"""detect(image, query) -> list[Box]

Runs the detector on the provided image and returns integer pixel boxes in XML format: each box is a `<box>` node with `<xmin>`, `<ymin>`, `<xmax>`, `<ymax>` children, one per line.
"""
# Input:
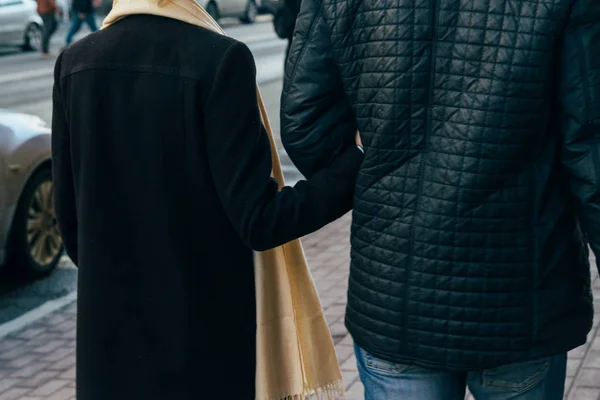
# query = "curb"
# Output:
<box><xmin>0</xmin><ymin>291</ymin><xmax>77</xmax><ymax>340</ymax></box>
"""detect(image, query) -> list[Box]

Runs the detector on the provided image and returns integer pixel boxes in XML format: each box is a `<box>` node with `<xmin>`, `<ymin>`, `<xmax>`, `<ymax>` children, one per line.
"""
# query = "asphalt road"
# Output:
<box><xmin>0</xmin><ymin>16</ymin><xmax>303</xmax><ymax>325</ymax></box>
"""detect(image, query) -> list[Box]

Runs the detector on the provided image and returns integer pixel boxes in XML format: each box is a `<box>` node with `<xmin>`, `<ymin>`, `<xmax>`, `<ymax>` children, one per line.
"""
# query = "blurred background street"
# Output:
<box><xmin>1</xmin><ymin>7</ymin><xmax>599</xmax><ymax>400</ymax></box>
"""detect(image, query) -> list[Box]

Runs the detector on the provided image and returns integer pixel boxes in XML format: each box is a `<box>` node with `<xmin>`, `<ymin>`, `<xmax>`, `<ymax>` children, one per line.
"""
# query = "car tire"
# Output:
<box><xmin>241</xmin><ymin>0</ymin><xmax>257</xmax><ymax>24</ymax></box>
<box><xmin>206</xmin><ymin>2</ymin><xmax>219</xmax><ymax>21</ymax></box>
<box><xmin>23</xmin><ymin>23</ymin><xmax>44</xmax><ymax>52</ymax></box>
<box><xmin>7</xmin><ymin>168</ymin><xmax>63</xmax><ymax>280</ymax></box>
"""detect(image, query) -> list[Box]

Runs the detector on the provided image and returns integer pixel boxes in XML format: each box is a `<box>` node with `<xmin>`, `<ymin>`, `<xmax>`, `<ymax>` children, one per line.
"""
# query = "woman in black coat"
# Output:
<box><xmin>51</xmin><ymin>14</ymin><xmax>362</xmax><ymax>400</ymax></box>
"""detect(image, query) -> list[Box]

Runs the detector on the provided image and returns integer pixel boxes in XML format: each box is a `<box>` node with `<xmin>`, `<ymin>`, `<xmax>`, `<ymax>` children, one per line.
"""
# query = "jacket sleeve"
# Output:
<box><xmin>560</xmin><ymin>0</ymin><xmax>600</xmax><ymax>274</ymax></box>
<box><xmin>203</xmin><ymin>41</ymin><xmax>362</xmax><ymax>252</ymax></box>
<box><xmin>280</xmin><ymin>0</ymin><xmax>356</xmax><ymax>178</ymax></box>
<box><xmin>51</xmin><ymin>53</ymin><xmax>78</xmax><ymax>265</ymax></box>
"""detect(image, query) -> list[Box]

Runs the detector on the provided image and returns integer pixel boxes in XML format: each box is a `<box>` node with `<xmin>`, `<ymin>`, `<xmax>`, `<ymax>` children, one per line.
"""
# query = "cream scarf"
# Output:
<box><xmin>102</xmin><ymin>3</ymin><xmax>344</xmax><ymax>399</ymax></box>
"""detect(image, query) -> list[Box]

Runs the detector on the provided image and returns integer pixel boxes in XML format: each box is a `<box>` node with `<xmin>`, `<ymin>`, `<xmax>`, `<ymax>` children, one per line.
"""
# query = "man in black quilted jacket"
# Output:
<box><xmin>281</xmin><ymin>1</ymin><xmax>600</xmax><ymax>399</ymax></box>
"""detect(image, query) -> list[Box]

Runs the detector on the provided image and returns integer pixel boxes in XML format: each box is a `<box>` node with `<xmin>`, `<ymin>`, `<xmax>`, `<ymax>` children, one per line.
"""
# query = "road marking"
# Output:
<box><xmin>256</xmin><ymin>53</ymin><xmax>285</xmax><ymax>84</ymax></box>
<box><xmin>0</xmin><ymin>67</ymin><xmax>51</xmax><ymax>86</ymax></box>
<box><xmin>0</xmin><ymin>290</ymin><xmax>77</xmax><ymax>340</ymax></box>
<box><xmin>247</xmin><ymin>39</ymin><xmax>287</xmax><ymax>54</ymax></box>
<box><xmin>232</xmin><ymin>32</ymin><xmax>281</xmax><ymax>45</ymax></box>
<box><xmin>0</xmin><ymin>40</ymin><xmax>285</xmax><ymax>88</ymax></box>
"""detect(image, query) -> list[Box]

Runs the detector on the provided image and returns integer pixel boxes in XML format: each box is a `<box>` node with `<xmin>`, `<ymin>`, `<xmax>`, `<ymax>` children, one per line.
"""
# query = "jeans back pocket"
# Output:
<box><xmin>482</xmin><ymin>357</ymin><xmax>551</xmax><ymax>393</ymax></box>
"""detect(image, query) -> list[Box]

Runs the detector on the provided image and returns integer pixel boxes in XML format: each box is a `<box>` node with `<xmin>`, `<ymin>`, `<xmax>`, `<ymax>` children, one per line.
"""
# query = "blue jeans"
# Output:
<box><xmin>65</xmin><ymin>12</ymin><xmax>98</xmax><ymax>45</ymax></box>
<box><xmin>355</xmin><ymin>345</ymin><xmax>567</xmax><ymax>400</ymax></box>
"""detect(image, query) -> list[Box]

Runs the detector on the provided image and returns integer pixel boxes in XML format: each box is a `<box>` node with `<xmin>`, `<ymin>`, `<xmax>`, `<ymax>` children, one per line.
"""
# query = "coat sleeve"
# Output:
<box><xmin>560</xmin><ymin>0</ymin><xmax>600</xmax><ymax>274</ymax></box>
<box><xmin>280</xmin><ymin>0</ymin><xmax>356</xmax><ymax>178</ymax></box>
<box><xmin>51</xmin><ymin>53</ymin><xmax>78</xmax><ymax>265</ymax></box>
<box><xmin>203</xmin><ymin>41</ymin><xmax>362</xmax><ymax>252</ymax></box>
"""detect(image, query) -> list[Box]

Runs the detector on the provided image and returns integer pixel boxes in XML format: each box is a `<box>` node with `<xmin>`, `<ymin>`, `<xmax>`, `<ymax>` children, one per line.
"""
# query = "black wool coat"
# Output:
<box><xmin>52</xmin><ymin>14</ymin><xmax>362</xmax><ymax>400</ymax></box>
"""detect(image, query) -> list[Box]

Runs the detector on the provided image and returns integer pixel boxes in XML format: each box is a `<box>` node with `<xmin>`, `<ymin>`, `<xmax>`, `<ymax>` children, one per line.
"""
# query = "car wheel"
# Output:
<box><xmin>7</xmin><ymin>168</ymin><xmax>63</xmax><ymax>280</ymax></box>
<box><xmin>241</xmin><ymin>0</ymin><xmax>257</xmax><ymax>24</ymax></box>
<box><xmin>206</xmin><ymin>2</ymin><xmax>219</xmax><ymax>21</ymax></box>
<box><xmin>23</xmin><ymin>23</ymin><xmax>44</xmax><ymax>52</ymax></box>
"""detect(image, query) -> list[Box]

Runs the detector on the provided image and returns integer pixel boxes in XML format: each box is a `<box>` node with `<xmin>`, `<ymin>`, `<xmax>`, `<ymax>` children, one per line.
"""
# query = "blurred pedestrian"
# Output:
<box><xmin>272</xmin><ymin>0</ymin><xmax>300</xmax><ymax>64</ymax></box>
<box><xmin>37</xmin><ymin>0</ymin><xmax>58</xmax><ymax>56</ymax></box>
<box><xmin>51</xmin><ymin>0</ymin><xmax>363</xmax><ymax>398</ymax></box>
<box><xmin>282</xmin><ymin>0</ymin><xmax>600</xmax><ymax>399</ymax></box>
<box><xmin>65</xmin><ymin>0</ymin><xmax>100</xmax><ymax>46</ymax></box>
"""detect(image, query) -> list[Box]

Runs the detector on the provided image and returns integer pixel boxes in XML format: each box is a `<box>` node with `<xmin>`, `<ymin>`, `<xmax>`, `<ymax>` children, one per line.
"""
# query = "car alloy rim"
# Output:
<box><xmin>248</xmin><ymin>2</ymin><xmax>257</xmax><ymax>19</ymax></box>
<box><xmin>28</xmin><ymin>26</ymin><xmax>42</xmax><ymax>51</ymax></box>
<box><xmin>207</xmin><ymin>3</ymin><xmax>218</xmax><ymax>19</ymax></box>
<box><xmin>27</xmin><ymin>181</ymin><xmax>62</xmax><ymax>266</ymax></box>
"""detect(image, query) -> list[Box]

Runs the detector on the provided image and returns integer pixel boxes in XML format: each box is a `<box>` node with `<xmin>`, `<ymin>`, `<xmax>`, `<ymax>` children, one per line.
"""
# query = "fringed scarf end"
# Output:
<box><xmin>259</xmin><ymin>379</ymin><xmax>346</xmax><ymax>400</ymax></box>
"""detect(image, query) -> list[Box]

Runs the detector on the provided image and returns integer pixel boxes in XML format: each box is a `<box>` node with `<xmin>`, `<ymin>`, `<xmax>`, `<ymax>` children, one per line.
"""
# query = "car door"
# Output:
<box><xmin>0</xmin><ymin>0</ymin><xmax>29</xmax><ymax>46</ymax></box>
<box><xmin>232</xmin><ymin>0</ymin><xmax>247</xmax><ymax>16</ymax></box>
<box><xmin>217</xmin><ymin>0</ymin><xmax>243</xmax><ymax>17</ymax></box>
<box><xmin>0</xmin><ymin>0</ymin><xmax>15</xmax><ymax>45</ymax></box>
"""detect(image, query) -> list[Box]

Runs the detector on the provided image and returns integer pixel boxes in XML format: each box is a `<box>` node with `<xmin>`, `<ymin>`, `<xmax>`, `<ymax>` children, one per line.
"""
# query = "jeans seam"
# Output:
<box><xmin>364</xmin><ymin>349</ymin><xmax>414</xmax><ymax>375</ymax></box>
<box><xmin>483</xmin><ymin>360</ymin><xmax>550</xmax><ymax>393</ymax></box>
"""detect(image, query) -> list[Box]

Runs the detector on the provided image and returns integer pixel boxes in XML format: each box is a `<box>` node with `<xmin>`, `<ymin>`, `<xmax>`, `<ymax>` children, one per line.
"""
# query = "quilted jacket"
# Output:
<box><xmin>281</xmin><ymin>0</ymin><xmax>600</xmax><ymax>370</ymax></box>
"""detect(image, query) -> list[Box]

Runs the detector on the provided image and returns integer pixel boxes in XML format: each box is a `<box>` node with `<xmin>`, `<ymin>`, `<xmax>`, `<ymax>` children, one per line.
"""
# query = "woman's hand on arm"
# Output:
<box><xmin>203</xmin><ymin>41</ymin><xmax>363</xmax><ymax>251</ymax></box>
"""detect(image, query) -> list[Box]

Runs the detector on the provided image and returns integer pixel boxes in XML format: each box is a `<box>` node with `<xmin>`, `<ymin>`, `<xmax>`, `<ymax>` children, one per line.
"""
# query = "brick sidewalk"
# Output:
<box><xmin>0</xmin><ymin>214</ymin><xmax>599</xmax><ymax>400</ymax></box>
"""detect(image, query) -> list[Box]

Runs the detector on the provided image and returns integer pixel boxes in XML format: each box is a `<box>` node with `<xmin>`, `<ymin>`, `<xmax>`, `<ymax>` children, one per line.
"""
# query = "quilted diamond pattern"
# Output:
<box><xmin>313</xmin><ymin>0</ymin><xmax>597</xmax><ymax>370</ymax></box>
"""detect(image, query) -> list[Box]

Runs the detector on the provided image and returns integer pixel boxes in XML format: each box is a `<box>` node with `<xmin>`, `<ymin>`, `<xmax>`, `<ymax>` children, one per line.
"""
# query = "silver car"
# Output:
<box><xmin>0</xmin><ymin>0</ymin><xmax>44</xmax><ymax>51</ymax></box>
<box><xmin>200</xmin><ymin>0</ymin><xmax>260</xmax><ymax>23</ymax></box>
<box><xmin>97</xmin><ymin>0</ymin><xmax>261</xmax><ymax>24</ymax></box>
<box><xmin>0</xmin><ymin>110</ymin><xmax>63</xmax><ymax>279</ymax></box>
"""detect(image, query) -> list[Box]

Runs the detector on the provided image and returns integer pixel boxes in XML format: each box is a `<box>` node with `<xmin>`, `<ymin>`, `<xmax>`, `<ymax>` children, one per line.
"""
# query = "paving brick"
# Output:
<box><xmin>11</xmin><ymin>361</ymin><xmax>49</xmax><ymax>379</ymax></box>
<box><xmin>0</xmin><ymin>340</ymin><xmax>24</xmax><ymax>354</ymax></box>
<box><xmin>330</xmin><ymin>322</ymin><xmax>348</xmax><ymax>342</ymax></box>
<box><xmin>325</xmin><ymin>313</ymin><xmax>343</xmax><ymax>326</ymax></box>
<box><xmin>577</xmin><ymin>368</ymin><xmax>600</xmax><ymax>388</ymax></box>
<box><xmin>50</xmin><ymin>321</ymin><xmax>76</xmax><ymax>334</ymax></box>
<box><xmin>32</xmin><ymin>340</ymin><xmax>66</xmax><ymax>354</ymax></box>
<box><xmin>6</xmin><ymin>354</ymin><xmax>36</xmax><ymax>369</ymax></box>
<box><xmin>583</xmin><ymin>351</ymin><xmax>600</xmax><ymax>369</ymax></box>
<box><xmin>567</xmin><ymin>358</ymin><xmax>582</xmax><ymax>377</ymax></box>
<box><xmin>339</xmin><ymin>355</ymin><xmax>359</xmax><ymax>391</ymax></box>
<box><xmin>564</xmin><ymin>377</ymin><xmax>574</xmax><ymax>396</ymax></box>
<box><xmin>45</xmin><ymin>314</ymin><xmax>67</xmax><ymax>326</ymax></box>
<box><xmin>320</xmin><ymin>296</ymin><xmax>338</xmax><ymax>309</ymax></box>
<box><xmin>0</xmin><ymin>346</ymin><xmax>27</xmax><ymax>361</ymax></box>
<box><xmin>592</xmin><ymin>336</ymin><xmax>600</xmax><ymax>351</ymax></box>
<box><xmin>29</xmin><ymin>379</ymin><xmax>69</xmax><ymax>397</ymax></box>
<box><xmin>341</xmin><ymin>369</ymin><xmax>359</xmax><ymax>391</ymax></box>
<box><xmin>570</xmin><ymin>344</ymin><xmax>590</xmax><ymax>359</ymax></box>
<box><xmin>567</xmin><ymin>387</ymin><xmax>600</xmax><ymax>400</ymax></box>
<box><xmin>0</xmin><ymin>379</ymin><xmax>18</xmax><ymax>394</ymax></box>
<box><xmin>18</xmin><ymin>328</ymin><xmax>45</xmax><ymax>340</ymax></box>
<box><xmin>47</xmin><ymin>354</ymin><xmax>75</xmax><ymax>371</ymax></box>
<box><xmin>335</xmin><ymin>343</ymin><xmax>355</xmax><ymax>365</ymax></box>
<box><xmin>337</xmin><ymin>335</ymin><xmax>354</xmax><ymax>348</ymax></box>
<box><xmin>60</xmin><ymin>366</ymin><xmax>75</xmax><ymax>380</ymax></box>
<box><xmin>19</xmin><ymin>370</ymin><xmax>60</xmax><ymax>389</ymax></box>
<box><xmin>47</xmin><ymin>386</ymin><xmax>76</xmax><ymax>400</ymax></box>
<box><xmin>340</xmin><ymin>355</ymin><xmax>357</xmax><ymax>371</ymax></box>
<box><xmin>41</xmin><ymin>348</ymin><xmax>73</xmax><ymax>363</ymax></box>
<box><xmin>345</xmin><ymin>380</ymin><xmax>364</xmax><ymax>400</ymax></box>
<box><xmin>0</xmin><ymin>387</ymin><xmax>31</xmax><ymax>400</ymax></box>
